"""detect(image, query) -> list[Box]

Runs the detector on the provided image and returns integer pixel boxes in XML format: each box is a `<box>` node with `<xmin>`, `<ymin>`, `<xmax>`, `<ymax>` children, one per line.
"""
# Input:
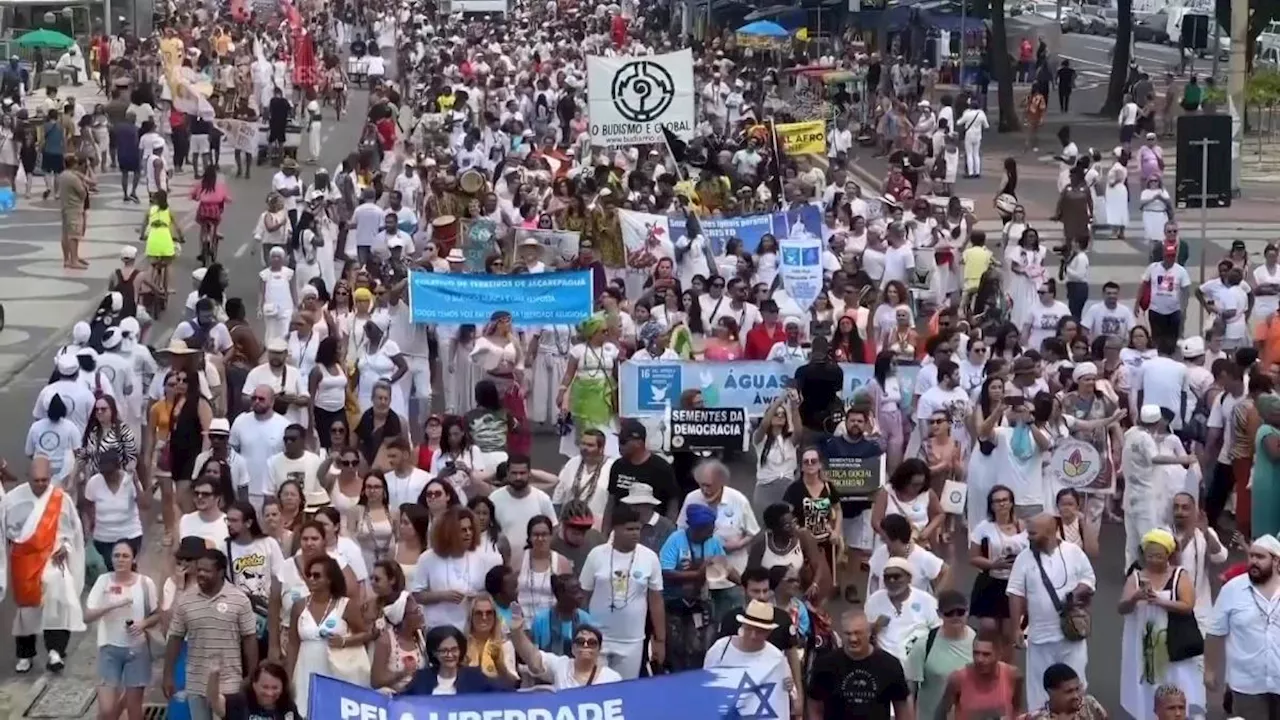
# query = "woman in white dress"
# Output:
<box><xmin>1105</xmin><ymin>148</ymin><xmax>1132</xmax><ymax>238</ymax></box>
<box><xmin>1005</xmin><ymin>226</ymin><xmax>1047</xmax><ymax>330</ymax></box>
<box><xmin>293</xmin><ymin>209</ymin><xmax>325</xmax><ymax>297</ymax></box>
<box><xmin>1139</xmin><ymin>175</ymin><xmax>1173</xmax><ymax>244</ymax></box>
<box><xmin>443</xmin><ymin>325</ymin><xmax>480</xmax><ymax>415</ymax></box>
<box><xmin>353</xmin><ymin>473</ymin><xmax>397</xmax><ymax>571</ymax></box>
<box><xmin>322</xmin><ymin>446</ymin><xmax>363</xmax><ymax>522</ymax></box>
<box><xmin>355</xmin><ymin>318</ymin><xmax>408</xmax><ymax>418</ymax></box>
<box><xmin>288</xmin><ymin>555</ymin><xmax>368</xmax><ymax>716</ymax></box>
<box><xmin>258</xmin><ymin>247</ymin><xmax>296</xmax><ymax>345</ymax></box>
<box><xmin>1056</xmin><ymin>126</ymin><xmax>1079</xmax><ymax>193</ymax></box>
<box><xmin>1118</xmin><ymin>529</ymin><xmax>1206</xmax><ymax>719</ymax></box>
<box><xmin>528</xmin><ymin>323</ymin><xmax>573</xmax><ymax>426</ymax></box>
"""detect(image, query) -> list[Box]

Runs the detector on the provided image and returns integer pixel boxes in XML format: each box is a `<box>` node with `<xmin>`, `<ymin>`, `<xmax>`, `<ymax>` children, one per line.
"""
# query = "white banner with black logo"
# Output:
<box><xmin>664</xmin><ymin>407</ymin><xmax>748</xmax><ymax>453</ymax></box>
<box><xmin>587</xmin><ymin>49</ymin><xmax>695</xmax><ymax>147</ymax></box>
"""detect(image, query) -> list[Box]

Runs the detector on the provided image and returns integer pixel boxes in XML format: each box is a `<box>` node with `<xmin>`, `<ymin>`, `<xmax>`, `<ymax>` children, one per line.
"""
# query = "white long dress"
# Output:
<box><xmin>529</xmin><ymin>325</ymin><xmax>572</xmax><ymax>425</ymax></box>
<box><xmin>1104</xmin><ymin>162</ymin><xmax>1131</xmax><ymax>229</ymax></box>
<box><xmin>443</xmin><ymin>331</ymin><xmax>479</xmax><ymax>415</ymax></box>
<box><xmin>1006</xmin><ymin>244</ymin><xmax>1047</xmax><ymax>330</ymax></box>
<box><xmin>293</xmin><ymin>597</ymin><xmax>351</xmax><ymax>715</ymax></box>
<box><xmin>1140</xmin><ymin>188</ymin><xmax>1171</xmax><ymax>243</ymax></box>
<box><xmin>356</xmin><ymin>339</ymin><xmax>408</xmax><ymax>417</ymax></box>
<box><xmin>1119</xmin><ymin>567</ymin><xmax>1206</xmax><ymax>719</ymax></box>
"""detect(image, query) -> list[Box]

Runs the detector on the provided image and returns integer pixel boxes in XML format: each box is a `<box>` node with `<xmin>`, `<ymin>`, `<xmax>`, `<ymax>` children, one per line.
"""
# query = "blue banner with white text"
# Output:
<box><xmin>308</xmin><ymin>668</ymin><xmax>787</xmax><ymax>720</ymax></box>
<box><xmin>408</xmin><ymin>270</ymin><xmax>595</xmax><ymax>327</ymax></box>
<box><xmin>620</xmin><ymin>360</ymin><xmax>919</xmax><ymax>418</ymax></box>
<box><xmin>670</xmin><ymin>204</ymin><xmax>823</xmax><ymax>255</ymax></box>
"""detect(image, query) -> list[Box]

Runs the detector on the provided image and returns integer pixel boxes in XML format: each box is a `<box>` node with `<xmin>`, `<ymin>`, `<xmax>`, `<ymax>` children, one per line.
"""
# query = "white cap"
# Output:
<box><xmin>120</xmin><ymin>245</ymin><xmax>138</xmax><ymax>260</ymax></box>
<box><xmin>266</xmin><ymin>338</ymin><xmax>288</xmax><ymax>353</ymax></box>
<box><xmin>1139</xmin><ymin>404</ymin><xmax>1163</xmax><ymax>424</ymax></box>
<box><xmin>55</xmin><ymin>353</ymin><xmax>78</xmax><ymax>375</ymax></box>
<box><xmin>1180</xmin><ymin>336</ymin><xmax>1206</xmax><ymax>358</ymax></box>
<box><xmin>519</xmin><ymin>236</ymin><xmax>541</xmax><ymax>247</ymax></box>
<box><xmin>621</xmin><ymin>483</ymin><xmax>661</xmax><ymax>506</ymax></box>
<box><xmin>192</xmin><ymin>267</ymin><xmax>208</xmax><ymax>282</ymax></box>
<box><xmin>387</xmin><ymin>234</ymin><xmax>408</xmax><ymax>250</ymax></box>
<box><xmin>119</xmin><ymin>316</ymin><xmax>141</xmax><ymax>336</ymax></box>
<box><xmin>208</xmin><ymin>418</ymin><xmax>231</xmax><ymax>435</ymax></box>
<box><xmin>783</xmin><ymin>316</ymin><xmax>802</xmax><ymax>328</ymax></box>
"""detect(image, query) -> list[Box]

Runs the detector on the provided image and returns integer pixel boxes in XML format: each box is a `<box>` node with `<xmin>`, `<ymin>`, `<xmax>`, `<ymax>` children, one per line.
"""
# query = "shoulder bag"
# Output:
<box><xmin>1165</xmin><ymin>567</ymin><xmax>1204</xmax><ymax>662</ymax></box>
<box><xmin>1033</xmin><ymin>549</ymin><xmax>1091</xmax><ymax>641</ymax></box>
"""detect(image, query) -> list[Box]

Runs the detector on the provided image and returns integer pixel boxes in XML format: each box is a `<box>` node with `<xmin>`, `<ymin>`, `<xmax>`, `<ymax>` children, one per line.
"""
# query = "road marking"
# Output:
<box><xmin>235</xmin><ymin>240</ymin><xmax>252</xmax><ymax>258</ymax></box>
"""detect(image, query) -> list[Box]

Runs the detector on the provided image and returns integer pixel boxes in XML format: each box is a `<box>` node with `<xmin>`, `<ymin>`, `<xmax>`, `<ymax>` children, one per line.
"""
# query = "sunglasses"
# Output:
<box><xmin>339</xmin><ymin>459</ymin><xmax>359</xmax><ymax>467</ymax></box>
<box><xmin>473</xmin><ymin>609</ymin><xmax>495</xmax><ymax>618</ymax></box>
<box><xmin>930</xmin><ymin>419</ymin><xmax>948</xmax><ymax>425</ymax></box>
<box><xmin>425</xmin><ymin>490</ymin><xmax>445</xmax><ymax>499</ymax></box>
<box><xmin>802</xmin><ymin>458</ymin><xmax>821</xmax><ymax>465</ymax></box>
<box><xmin>307</xmin><ymin>572</ymin><xmax>325</xmax><ymax>580</ymax></box>
<box><xmin>943</xmin><ymin>608</ymin><xmax>967</xmax><ymax>618</ymax></box>
<box><xmin>193</xmin><ymin>490</ymin><xmax>215</xmax><ymax>498</ymax></box>
<box><xmin>573</xmin><ymin>637</ymin><xmax>600</xmax><ymax>648</ymax></box>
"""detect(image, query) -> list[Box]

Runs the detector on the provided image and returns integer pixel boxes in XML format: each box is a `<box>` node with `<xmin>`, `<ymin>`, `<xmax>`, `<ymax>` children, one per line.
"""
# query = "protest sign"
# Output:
<box><xmin>514</xmin><ymin>228</ymin><xmax>581</xmax><ymax>265</ymax></box>
<box><xmin>668</xmin><ymin>204</ymin><xmax>822</xmax><ymax>254</ymax></box>
<box><xmin>776</xmin><ymin>120</ymin><xmax>828</xmax><ymax>156</ymax></box>
<box><xmin>309</xmin><ymin>666</ymin><xmax>788</xmax><ymax>720</ymax></box>
<box><xmin>825</xmin><ymin>454</ymin><xmax>886</xmax><ymax>498</ymax></box>
<box><xmin>779</xmin><ymin>230</ymin><xmax>823</xmax><ymax>311</ymax></box>
<box><xmin>620</xmin><ymin>361</ymin><xmax>918</xmax><ymax>418</ymax></box>
<box><xmin>666</xmin><ymin>408</ymin><xmax>748</xmax><ymax>452</ymax></box>
<box><xmin>408</xmin><ymin>270</ymin><xmax>594</xmax><ymax>326</ymax></box>
<box><xmin>214</xmin><ymin>119</ymin><xmax>258</xmax><ymax>155</ymax></box>
<box><xmin>588</xmin><ymin>49</ymin><xmax>695</xmax><ymax>146</ymax></box>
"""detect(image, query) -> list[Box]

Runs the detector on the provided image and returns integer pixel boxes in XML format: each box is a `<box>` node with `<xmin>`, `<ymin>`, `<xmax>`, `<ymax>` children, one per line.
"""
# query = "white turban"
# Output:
<box><xmin>1252</xmin><ymin>534</ymin><xmax>1280</xmax><ymax>557</ymax></box>
<box><xmin>1072</xmin><ymin>362</ymin><xmax>1098</xmax><ymax>382</ymax></box>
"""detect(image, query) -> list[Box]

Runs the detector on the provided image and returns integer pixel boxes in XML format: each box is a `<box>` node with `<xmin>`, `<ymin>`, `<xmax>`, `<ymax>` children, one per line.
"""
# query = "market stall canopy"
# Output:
<box><xmin>15</xmin><ymin>29</ymin><xmax>76</xmax><ymax>50</ymax></box>
<box><xmin>735</xmin><ymin>19</ymin><xmax>792</xmax><ymax>49</ymax></box>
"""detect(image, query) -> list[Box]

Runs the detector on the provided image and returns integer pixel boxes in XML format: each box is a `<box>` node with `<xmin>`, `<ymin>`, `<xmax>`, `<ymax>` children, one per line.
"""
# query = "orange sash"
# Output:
<box><xmin>11</xmin><ymin>489</ymin><xmax>63</xmax><ymax>607</ymax></box>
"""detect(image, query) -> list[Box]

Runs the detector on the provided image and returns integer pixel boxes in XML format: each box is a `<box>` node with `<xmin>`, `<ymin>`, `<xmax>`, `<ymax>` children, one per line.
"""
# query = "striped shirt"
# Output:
<box><xmin>169</xmin><ymin>582</ymin><xmax>256</xmax><ymax>697</ymax></box>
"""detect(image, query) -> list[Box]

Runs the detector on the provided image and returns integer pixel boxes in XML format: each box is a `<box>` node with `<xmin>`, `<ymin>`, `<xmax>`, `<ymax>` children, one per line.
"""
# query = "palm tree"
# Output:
<box><xmin>1100</xmin><ymin>0</ymin><xmax>1134</xmax><ymax>115</ymax></box>
<box><xmin>990</xmin><ymin>0</ymin><xmax>1021</xmax><ymax>132</ymax></box>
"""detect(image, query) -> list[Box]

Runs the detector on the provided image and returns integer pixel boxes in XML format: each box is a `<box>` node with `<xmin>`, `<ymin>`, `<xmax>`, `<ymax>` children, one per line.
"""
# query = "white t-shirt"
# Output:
<box><xmin>178</xmin><ymin>511</ymin><xmax>229</xmax><ymax>546</ymax></box>
<box><xmin>867</xmin><ymin>544</ymin><xmax>945</xmax><ymax>595</ymax></box>
<box><xmin>676</xmin><ymin>487</ymin><xmax>760</xmax><ymax>583</ymax></box>
<box><xmin>864</xmin><ymin>587</ymin><xmax>941</xmax><ymax>661</ymax></box>
<box><xmin>1208</xmin><ymin>391</ymin><xmax>1243</xmax><ymax>465</ymax></box>
<box><xmin>539</xmin><ymin>652</ymin><xmax>623</xmax><ymax>689</ymax></box>
<box><xmin>991</xmin><ymin>426</ymin><xmax>1048</xmax><ymax>508</ymax></box>
<box><xmin>266</xmin><ymin>451</ymin><xmax>324</xmax><ymax>498</ymax></box>
<box><xmin>1142</xmin><ymin>263</ymin><xmax>1192</xmax><ymax>315</ymax></box>
<box><xmin>25</xmin><ymin>417</ymin><xmax>80</xmax><ymax>484</ymax></box>
<box><xmin>229</xmin><ymin>412</ymin><xmax>290</xmax><ymax>496</ymax></box>
<box><xmin>1132</xmin><ymin>355</ymin><xmax>1188</xmax><ymax>418</ymax></box>
<box><xmin>411</xmin><ymin>549</ymin><xmax>502</xmax><ymax>630</ymax></box>
<box><xmin>227</xmin><ymin>536</ymin><xmax>286</xmax><ymax>602</ymax></box>
<box><xmin>86</xmin><ymin>573</ymin><xmax>158</xmax><ymax>648</ymax></box>
<box><xmin>84</xmin><ymin>473</ymin><xmax>143</xmax><ymax>543</ymax></box>
<box><xmin>1006</xmin><ymin>542</ymin><xmax>1096</xmax><ymax>644</ymax></box>
<box><xmin>883</xmin><ymin>244</ymin><xmax>916</xmax><ymax>285</ymax></box>
<box><xmin>702</xmin><ymin>637</ymin><xmax>792</xmax><ymax>719</ymax></box>
<box><xmin>1025</xmin><ymin>301</ymin><xmax>1071</xmax><ymax>350</ymax></box>
<box><xmin>386</xmin><ymin>466</ymin><xmax>431</xmax><ymax>510</ymax></box>
<box><xmin>1253</xmin><ymin>264</ymin><xmax>1280</xmax><ymax>320</ymax></box>
<box><xmin>915</xmin><ymin>385</ymin><xmax>972</xmax><ymax>448</ymax></box>
<box><xmin>1081</xmin><ymin>301</ymin><xmax>1136</xmax><ymax>339</ymax></box>
<box><xmin>489</xmin><ymin>486</ymin><xmax>557</xmax><ymax>552</ymax></box>
<box><xmin>579</xmin><ymin>544</ymin><xmax>662</xmax><ymax>645</ymax></box>
<box><xmin>969</xmin><ymin>520</ymin><xmax>1030</xmax><ymax>581</ymax></box>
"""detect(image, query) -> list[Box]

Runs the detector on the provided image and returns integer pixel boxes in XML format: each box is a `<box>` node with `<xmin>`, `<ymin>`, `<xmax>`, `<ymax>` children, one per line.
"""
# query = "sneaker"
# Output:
<box><xmin>47</xmin><ymin>650</ymin><xmax>64</xmax><ymax>672</ymax></box>
<box><xmin>14</xmin><ymin>658</ymin><xmax>31</xmax><ymax>673</ymax></box>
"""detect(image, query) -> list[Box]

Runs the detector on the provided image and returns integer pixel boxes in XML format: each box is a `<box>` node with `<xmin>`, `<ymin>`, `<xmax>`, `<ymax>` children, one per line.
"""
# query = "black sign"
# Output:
<box><xmin>826</xmin><ymin>455</ymin><xmax>884</xmax><ymax>497</ymax></box>
<box><xmin>668</xmin><ymin>408</ymin><xmax>747</xmax><ymax>452</ymax></box>
<box><xmin>1175</xmin><ymin>114</ymin><xmax>1233</xmax><ymax>209</ymax></box>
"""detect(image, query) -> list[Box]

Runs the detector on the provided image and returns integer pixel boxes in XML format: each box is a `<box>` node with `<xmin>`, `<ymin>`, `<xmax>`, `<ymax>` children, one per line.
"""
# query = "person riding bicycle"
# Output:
<box><xmin>140</xmin><ymin>189</ymin><xmax>181</xmax><ymax>314</ymax></box>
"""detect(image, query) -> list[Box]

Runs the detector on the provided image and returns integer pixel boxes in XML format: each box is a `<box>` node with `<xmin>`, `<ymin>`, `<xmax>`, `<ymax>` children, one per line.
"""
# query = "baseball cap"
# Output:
<box><xmin>618</xmin><ymin>418</ymin><xmax>646</xmax><ymax>442</ymax></box>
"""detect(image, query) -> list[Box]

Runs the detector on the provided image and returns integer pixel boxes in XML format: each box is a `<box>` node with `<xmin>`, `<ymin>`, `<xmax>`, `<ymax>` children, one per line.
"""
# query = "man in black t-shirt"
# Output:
<box><xmin>795</xmin><ymin>337</ymin><xmax>843</xmax><ymax>433</ymax></box>
<box><xmin>607</xmin><ymin>419</ymin><xmax>679</xmax><ymax>520</ymax></box>
<box><xmin>807</xmin><ymin>611</ymin><xmax>909</xmax><ymax>720</ymax></box>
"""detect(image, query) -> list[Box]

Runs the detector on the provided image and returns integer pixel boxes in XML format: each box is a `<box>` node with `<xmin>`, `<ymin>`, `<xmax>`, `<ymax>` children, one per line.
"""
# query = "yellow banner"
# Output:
<box><xmin>776</xmin><ymin>120</ymin><xmax>828</xmax><ymax>156</ymax></box>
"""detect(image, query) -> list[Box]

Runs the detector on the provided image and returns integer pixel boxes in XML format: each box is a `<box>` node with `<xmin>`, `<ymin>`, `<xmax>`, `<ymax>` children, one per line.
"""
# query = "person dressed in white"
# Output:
<box><xmin>864</xmin><ymin>557</ymin><xmax>941</xmax><ymax>663</ymax></box>
<box><xmin>1253</xmin><ymin>244</ymin><xmax>1280</xmax><ymax>331</ymax></box>
<box><xmin>0</xmin><ymin>459</ymin><xmax>87</xmax><ymax>673</ymax></box>
<box><xmin>676</xmin><ymin>461</ymin><xmax>760</xmax><ymax>605</ymax></box>
<box><xmin>1206</xmin><ymin>534</ymin><xmax>1280</xmax><ymax>717</ymax></box>
<box><xmin>1006</xmin><ymin>513</ymin><xmax>1096</xmax><ymax>712</ymax></box>
<box><xmin>507</xmin><ymin>609</ymin><xmax>620</xmax><ymax>689</ymax></box>
<box><xmin>702</xmin><ymin>601</ymin><xmax>792</xmax><ymax>720</ymax></box>
<box><xmin>956</xmin><ymin>98</ymin><xmax>990</xmax><ymax>178</ymax></box>
<box><xmin>1120</xmin><ymin>405</ymin><xmax>1196</xmax><ymax>567</ymax></box>
<box><xmin>258</xmin><ymin>247</ymin><xmax>296</xmax><ymax>345</ymax></box>
<box><xmin>1119</xmin><ymin>528</ymin><xmax>1207</xmax><ymax>719</ymax></box>
<box><xmin>579</xmin><ymin>504</ymin><xmax>664</xmax><ymax>680</ymax></box>
<box><xmin>1139</xmin><ymin>176</ymin><xmax>1173</xmax><ymax>243</ymax></box>
<box><xmin>549</xmin><ymin>431</ymin><xmax>615</xmax><ymax>527</ymax></box>
<box><xmin>1105</xmin><ymin>148</ymin><xmax>1131</xmax><ymax>236</ymax></box>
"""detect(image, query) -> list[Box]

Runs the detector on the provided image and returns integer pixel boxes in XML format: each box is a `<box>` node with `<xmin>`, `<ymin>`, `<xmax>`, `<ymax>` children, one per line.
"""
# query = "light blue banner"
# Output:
<box><xmin>620</xmin><ymin>360</ymin><xmax>919</xmax><ymax>418</ymax></box>
<box><xmin>670</xmin><ymin>204</ymin><xmax>823</xmax><ymax>254</ymax></box>
<box><xmin>308</xmin><ymin>668</ymin><xmax>785</xmax><ymax>720</ymax></box>
<box><xmin>408</xmin><ymin>270</ymin><xmax>595</xmax><ymax>326</ymax></box>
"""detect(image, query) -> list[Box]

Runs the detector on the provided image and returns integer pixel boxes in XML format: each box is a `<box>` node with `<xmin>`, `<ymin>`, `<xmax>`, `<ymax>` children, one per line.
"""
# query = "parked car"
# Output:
<box><xmin>1133</xmin><ymin>13</ymin><xmax>1171</xmax><ymax>45</ymax></box>
<box><xmin>1061</xmin><ymin>8</ymin><xmax>1087</xmax><ymax>33</ymax></box>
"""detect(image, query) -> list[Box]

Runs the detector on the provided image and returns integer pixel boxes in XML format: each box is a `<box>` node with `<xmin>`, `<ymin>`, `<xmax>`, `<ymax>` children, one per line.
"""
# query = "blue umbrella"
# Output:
<box><xmin>736</xmin><ymin>20</ymin><xmax>790</xmax><ymax>37</ymax></box>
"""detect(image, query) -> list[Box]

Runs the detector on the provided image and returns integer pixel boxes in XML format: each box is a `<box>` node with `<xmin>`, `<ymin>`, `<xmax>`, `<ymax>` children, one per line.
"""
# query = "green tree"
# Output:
<box><xmin>990</xmin><ymin>0</ymin><xmax>1021</xmax><ymax>131</ymax></box>
<box><xmin>1101</xmin><ymin>0</ymin><xmax>1134</xmax><ymax>115</ymax></box>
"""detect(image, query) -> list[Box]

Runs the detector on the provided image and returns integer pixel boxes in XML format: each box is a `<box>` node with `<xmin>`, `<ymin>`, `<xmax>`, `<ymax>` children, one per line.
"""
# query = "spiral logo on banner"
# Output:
<box><xmin>611</xmin><ymin>60</ymin><xmax>676</xmax><ymax>122</ymax></box>
<box><xmin>588</xmin><ymin>49</ymin><xmax>695</xmax><ymax>146</ymax></box>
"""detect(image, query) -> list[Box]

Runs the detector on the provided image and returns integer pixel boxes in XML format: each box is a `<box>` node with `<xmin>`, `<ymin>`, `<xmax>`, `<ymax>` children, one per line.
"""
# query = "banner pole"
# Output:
<box><xmin>769</xmin><ymin>119</ymin><xmax>791</xmax><ymax>238</ymax></box>
<box><xmin>661</xmin><ymin>133</ymin><xmax>686</xmax><ymax>182</ymax></box>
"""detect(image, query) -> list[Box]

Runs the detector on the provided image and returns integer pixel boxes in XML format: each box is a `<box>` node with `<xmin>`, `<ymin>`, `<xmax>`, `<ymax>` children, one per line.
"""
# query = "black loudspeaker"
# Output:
<box><xmin>1181</xmin><ymin>14</ymin><xmax>1210</xmax><ymax>50</ymax></box>
<box><xmin>1175</xmin><ymin>114</ymin><xmax>1232</xmax><ymax>209</ymax></box>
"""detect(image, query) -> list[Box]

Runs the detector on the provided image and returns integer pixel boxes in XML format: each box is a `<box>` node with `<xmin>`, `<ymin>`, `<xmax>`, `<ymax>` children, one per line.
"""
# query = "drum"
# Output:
<box><xmin>458</xmin><ymin>168</ymin><xmax>487</xmax><ymax>196</ymax></box>
<box><xmin>432</xmin><ymin>215</ymin><xmax>459</xmax><ymax>253</ymax></box>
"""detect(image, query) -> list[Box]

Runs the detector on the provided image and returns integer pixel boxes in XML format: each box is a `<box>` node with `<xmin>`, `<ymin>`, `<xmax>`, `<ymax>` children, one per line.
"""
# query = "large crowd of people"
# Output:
<box><xmin>1</xmin><ymin>1</ymin><xmax>1277</xmax><ymax>720</ymax></box>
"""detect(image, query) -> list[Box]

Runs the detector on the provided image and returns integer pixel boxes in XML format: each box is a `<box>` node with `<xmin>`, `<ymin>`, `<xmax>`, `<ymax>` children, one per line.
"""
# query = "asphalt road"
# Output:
<box><xmin>0</xmin><ymin>84</ymin><xmax>1221</xmax><ymax>718</ymax></box>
